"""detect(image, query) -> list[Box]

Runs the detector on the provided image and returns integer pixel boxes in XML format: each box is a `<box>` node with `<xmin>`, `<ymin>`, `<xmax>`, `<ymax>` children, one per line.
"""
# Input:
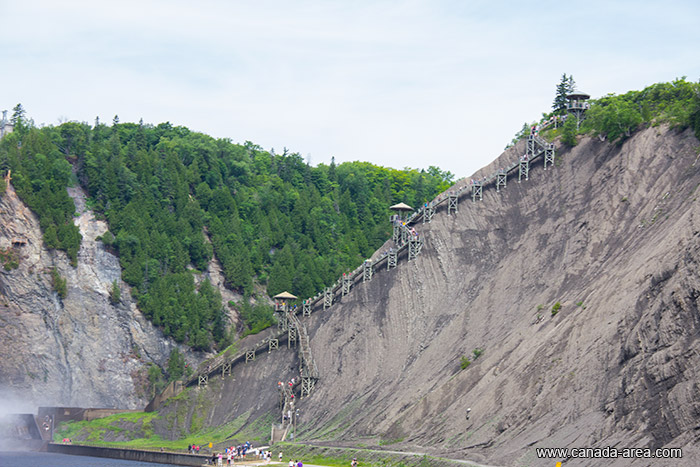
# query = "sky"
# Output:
<box><xmin>1</xmin><ymin>0</ymin><xmax>699</xmax><ymax>179</ymax></box>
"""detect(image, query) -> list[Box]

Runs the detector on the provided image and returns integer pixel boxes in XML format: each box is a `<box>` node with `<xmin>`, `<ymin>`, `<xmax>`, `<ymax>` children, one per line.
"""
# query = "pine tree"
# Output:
<box><xmin>553</xmin><ymin>74</ymin><xmax>577</xmax><ymax>114</ymax></box>
<box><xmin>166</xmin><ymin>348</ymin><xmax>185</xmax><ymax>381</ymax></box>
<box><xmin>11</xmin><ymin>103</ymin><xmax>26</xmax><ymax>134</ymax></box>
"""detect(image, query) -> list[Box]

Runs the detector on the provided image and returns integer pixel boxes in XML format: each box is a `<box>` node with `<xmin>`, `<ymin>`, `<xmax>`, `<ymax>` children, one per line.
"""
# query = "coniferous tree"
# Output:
<box><xmin>11</xmin><ymin>103</ymin><xmax>27</xmax><ymax>134</ymax></box>
<box><xmin>553</xmin><ymin>74</ymin><xmax>576</xmax><ymax>114</ymax></box>
<box><xmin>561</xmin><ymin>113</ymin><xmax>578</xmax><ymax>147</ymax></box>
<box><xmin>166</xmin><ymin>348</ymin><xmax>185</xmax><ymax>381</ymax></box>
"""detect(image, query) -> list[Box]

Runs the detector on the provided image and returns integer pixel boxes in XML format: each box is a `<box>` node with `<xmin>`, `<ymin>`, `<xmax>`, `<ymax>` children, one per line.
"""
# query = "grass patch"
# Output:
<box><xmin>232</xmin><ymin>411</ymin><xmax>274</xmax><ymax>443</ymax></box>
<box><xmin>379</xmin><ymin>437</ymin><xmax>405</xmax><ymax>446</ymax></box>
<box><xmin>53</xmin><ymin>412</ymin><xmax>159</xmax><ymax>444</ymax></box>
<box><xmin>52</xmin><ymin>409</ymin><xmax>260</xmax><ymax>452</ymax></box>
<box><xmin>55</xmin><ymin>414</ymin><xmax>256</xmax><ymax>452</ymax></box>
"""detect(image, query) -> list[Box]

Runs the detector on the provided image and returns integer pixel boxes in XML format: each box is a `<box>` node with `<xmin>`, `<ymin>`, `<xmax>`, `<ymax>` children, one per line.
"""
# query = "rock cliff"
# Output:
<box><xmin>4</xmin><ymin>123</ymin><xmax>700</xmax><ymax>466</ymax></box>
<box><xmin>162</xmin><ymin>125</ymin><xmax>700</xmax><ymax>467</ymax></box>
<box><xmin>0</xmin><ymin>182</ymin><xmax>196</xmax><ymax>409</ymax></box>
<box><xmin>299</xmin><ymin>125</ymin><xmax>700</xmax><ymax>466</ymax></box>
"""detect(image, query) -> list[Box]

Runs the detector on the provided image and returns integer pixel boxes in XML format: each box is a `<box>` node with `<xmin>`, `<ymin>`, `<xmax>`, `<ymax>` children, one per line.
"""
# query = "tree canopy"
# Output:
<box><xmin>0</xmin><ymin>115</ymin><xmax>453</xmax><ymax>350</ymax></box>
<box><xmin>517</xmin><ymin>77</ymin><xmax>700</xmax><ymax>147</ymax></box>
<box><xmin>581</xmin><ymin>78</ymin><xmax>700</xmax><ymax>142</ymax></box>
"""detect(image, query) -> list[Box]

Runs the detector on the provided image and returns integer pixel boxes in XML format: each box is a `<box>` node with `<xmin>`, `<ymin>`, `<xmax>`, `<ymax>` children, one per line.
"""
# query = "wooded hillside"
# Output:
<box><xmin>0</xmin><ymin>118</ymin><xmax>452</xmax><ymax>351</ymax></box>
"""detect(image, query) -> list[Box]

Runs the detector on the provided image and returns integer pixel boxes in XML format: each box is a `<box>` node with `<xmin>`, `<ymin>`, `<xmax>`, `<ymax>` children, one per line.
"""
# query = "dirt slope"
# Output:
<box><xmin>292</xmin><ymin>125</ymin><xmax>700</xmax><ymax>466</ymax></box>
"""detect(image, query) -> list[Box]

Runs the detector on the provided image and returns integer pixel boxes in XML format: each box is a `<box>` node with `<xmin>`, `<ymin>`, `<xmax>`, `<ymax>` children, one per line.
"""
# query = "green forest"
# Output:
<box><xmin>579</xmin><ymin>78</ymin><xmax>700</xmax><ymax>143</ymax></box>
<box><xmin>4</xmin><ymin>78</ymin><xmax>697</xmax><ymax>353</ymax></box>
<box><xmin>513</xmin><ymin>76</ymin><xmax>700</xmax><ymax>147</ymax></box>
<box><xmin>0</xmin><ymin>113</ymin><xmax>452</xmax><ymax>351</ymax></box>
<box><xmin>506</xmin><ymin>74</ymin><xmax>700</xmax><ymax>149</ymax></box>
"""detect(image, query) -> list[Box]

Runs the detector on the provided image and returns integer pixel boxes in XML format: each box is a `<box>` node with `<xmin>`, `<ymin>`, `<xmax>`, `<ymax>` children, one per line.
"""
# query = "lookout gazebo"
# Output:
<box><xmin>274</xmin><ymin>291</ymin><xmax>297</xmax><ymax>333</ymax></box>
<box><xmin>273</xmin><ymin>291</ymin><xmax>297</xmax><ymax>312</ymax></box>
<box><xmin>390</xmin><ymin>202</ymin><xmax>413</xmax><ymax>245</ymax></box>
<box><xmin>390</xmin><ymin>202</ymin><xmax>413</xmax><ymax>221</ymax></box>
<box><xmin>566</xmin><ymin>92</ymin><xmax>591</xmax><ymax>130</ymax></box>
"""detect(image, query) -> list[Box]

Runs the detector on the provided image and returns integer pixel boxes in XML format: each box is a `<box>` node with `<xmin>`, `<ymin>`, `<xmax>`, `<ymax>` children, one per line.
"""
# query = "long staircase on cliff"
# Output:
<box><xmin>149</xmin><ymin>123</ymin><xmax>560</xmax><ymax>421</ymax></box>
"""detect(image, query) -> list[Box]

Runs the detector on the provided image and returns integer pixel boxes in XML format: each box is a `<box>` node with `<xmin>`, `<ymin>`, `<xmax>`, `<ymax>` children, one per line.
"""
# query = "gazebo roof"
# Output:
<box><xmin>566</xmin><ymin>92</ymin><xmax>590</xmax><ymax>100</ymax></box>
<box><xmin>389</xmin><ymin>202</ymin><xmax>413</xmax><ymax>211</ymax></box>
<box><xmin>273</xmin><ymin>291</ymin><xmax>297</xmax><ymax>300</ymax></box>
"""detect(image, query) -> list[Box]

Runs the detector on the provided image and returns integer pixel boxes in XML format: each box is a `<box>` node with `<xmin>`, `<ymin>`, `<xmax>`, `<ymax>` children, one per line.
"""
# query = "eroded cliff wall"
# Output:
<box><xmin>0</xmin><ymin>183</ymin><xmax>194</xmax><ymax>409</ymax></box>
<box><xmin>293</xmin><ymin>125</ymin><xmax>700</xmax><ymax>466</ymax></box>
<box><xmin>4</xmin><ymin>124</ymin><xmax>700</xmax><ymax>467</ymax></box>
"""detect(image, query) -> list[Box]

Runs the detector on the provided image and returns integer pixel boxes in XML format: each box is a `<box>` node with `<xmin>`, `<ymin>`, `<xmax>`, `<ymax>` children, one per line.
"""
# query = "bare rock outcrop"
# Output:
<box><xmin>4</xmin><ymin>123</ymin><xmax>699</xmax><ymax>467</ymax></box>
<box><xmin>293</xmin><ymin>125</ymin><xmax>700</xmax><ymax>466</ymax></box>
<box><xmin>144</xmin><ymin>125</ymin><xmax>700</xmax><ymax>467</ymax></box>
<box><xmin>0</xmin><ymin>183</ymin><xmax>194</xmax><ymax>409</ymax></box>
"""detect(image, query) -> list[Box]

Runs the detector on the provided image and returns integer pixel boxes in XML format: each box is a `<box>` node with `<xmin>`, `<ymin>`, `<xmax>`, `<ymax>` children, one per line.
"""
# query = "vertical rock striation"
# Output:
<box><xmin>0</xmin><ymin>183</ymin><xmax>195</xmax><ymax>409</ymax></box>
<box><xmin>295</xmin><ymin>125</ymin><xmax>700</xmax><ymax>466</ymax></box>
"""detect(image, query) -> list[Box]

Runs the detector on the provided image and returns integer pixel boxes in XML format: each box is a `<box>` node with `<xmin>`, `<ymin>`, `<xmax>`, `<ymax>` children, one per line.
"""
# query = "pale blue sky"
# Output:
<box><xmin>1</xmin><ymin>0</ymin><xmax>698</xmax><ymax>178</ymax></box>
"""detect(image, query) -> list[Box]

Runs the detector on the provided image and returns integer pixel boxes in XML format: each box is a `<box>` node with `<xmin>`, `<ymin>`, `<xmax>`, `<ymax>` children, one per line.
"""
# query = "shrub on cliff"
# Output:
<box><xmin>109</xmin><ymin>279</ymin><xmax>121</xmax><ymax>305</ymax></box>
<box><xmin>561</xmin><ymin>114</ymin><xmax>578</xmax><ymax>147</ymax></box>
<box><xmin>50</xmin><ymin>267</ymin><xmax>67</xmax><ymax>299</ymax></box>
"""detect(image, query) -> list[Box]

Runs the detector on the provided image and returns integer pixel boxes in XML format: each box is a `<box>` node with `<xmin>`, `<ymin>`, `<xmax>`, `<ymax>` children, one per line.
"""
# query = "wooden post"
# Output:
<box><xmin>288</xmin><ymin>321</ymin><xmax>297</xmax><ymax>349</ymax></box>
<box><xmin>342</xmin><ymin>274</ymin><xmax>351</xmax><ymax>296</ymax></box>
<box><xmin>496</xmin><ymin>171</ymin><xmax>507</xmax><ymax>192</ymax></box>
<box><xmin>222</xmin><ymin>362</ymin><xmax>231</xmax><ymax>379</ymax></box>
<box><xmin>323</xmin><ymin>287</ymin><xmax>333</xmax><ymax>310</ymax></box>
<box><xmin>363</xmin><ymin>260</ymin><xmax>373</xmax><ymax>282</ymax></box>
<box><xmin>447</xmin><ymin>194</ymin><xmax>458</xmax><ymax>215</ymax></box>
<box><xmin>544</xmin><ymin>143</ymin><xmax>555</xmax><ymax>170</ymax></box>
<box><xmin>387</xmin><ymin>249</ymin><xmax>397</xmax><ymax>270</ymax></box>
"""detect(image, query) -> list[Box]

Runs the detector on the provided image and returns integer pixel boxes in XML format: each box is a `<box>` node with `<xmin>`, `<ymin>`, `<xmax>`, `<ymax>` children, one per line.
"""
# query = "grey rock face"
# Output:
<box><xmin>0</xmin><ymin>184</ymin><xmax>197</xmax><ymax>409</ymax></box>
<box><xmin>3</xmin><ymin>125</ymin><xmax>700</xmax><ymax>467</ymax></box>
<box><xmin>293</xmin><ymin>126</ymin><xmax>700</xmax><ymax>466</ymax></box>
<box><xmin>142</xmin><ymin>126</ymin><xmax>700</xmax><ymax>467</ymax></box>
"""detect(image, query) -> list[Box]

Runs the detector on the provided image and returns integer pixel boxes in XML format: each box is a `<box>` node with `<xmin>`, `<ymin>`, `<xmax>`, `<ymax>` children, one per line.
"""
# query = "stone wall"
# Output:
<box><xmin>47</xmin><ymin>443</ymin><xmax>208</xmax><ymax>466</ymax></box>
